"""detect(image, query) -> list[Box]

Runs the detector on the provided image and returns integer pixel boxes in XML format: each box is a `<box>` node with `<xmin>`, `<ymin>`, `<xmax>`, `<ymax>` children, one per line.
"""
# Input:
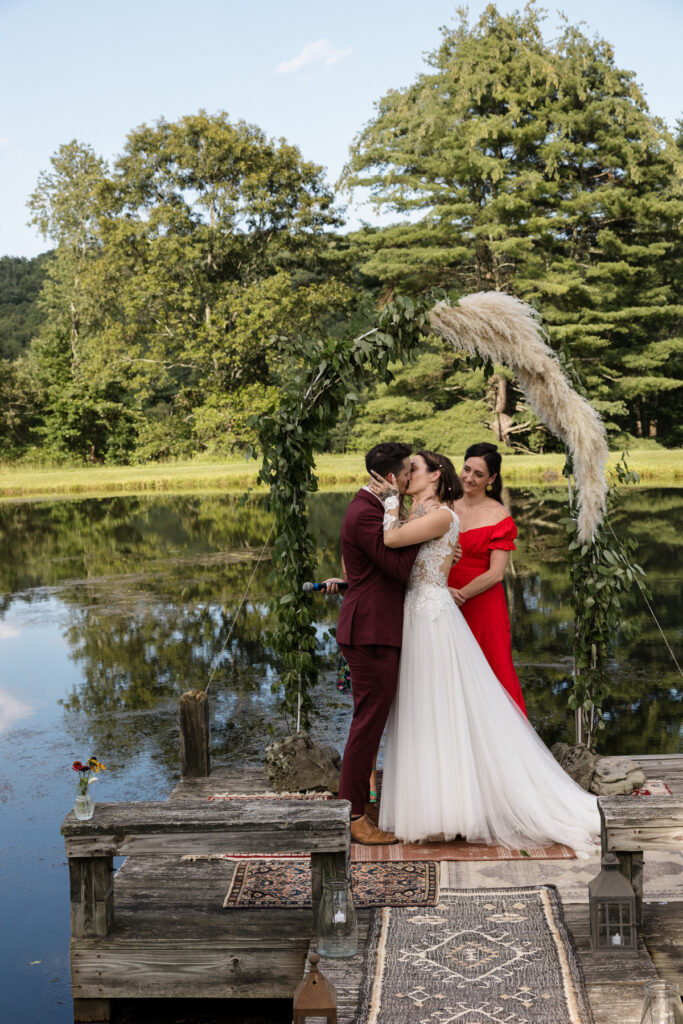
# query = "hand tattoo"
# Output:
<box><xmin>410</xmin><ymin>503</ymin><xmax>429</xmax><ymax>520</ymax></box>
<box><xmin>377</xmin><ymin>484</ymin><xmax>398</xmax><ymax>501</ymax></box>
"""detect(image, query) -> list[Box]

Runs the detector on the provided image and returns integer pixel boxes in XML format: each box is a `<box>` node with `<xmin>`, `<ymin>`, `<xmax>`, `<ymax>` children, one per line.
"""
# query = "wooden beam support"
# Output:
<box><xmin>69</xmin><ymin>857</ymin><xmax>114</xmax><ymax>938</ymax></box>
<box><xmin>73</xmin><ymin>997</ymin><xmax>111</xmax><ymax>1022</ymax></box>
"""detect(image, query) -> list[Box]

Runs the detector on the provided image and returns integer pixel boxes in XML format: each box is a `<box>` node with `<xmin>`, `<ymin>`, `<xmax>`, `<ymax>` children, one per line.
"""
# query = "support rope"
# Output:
<box><xmin>204</xmin><ymin>525</ymin><xmax>274</xmax><ymax>694</ymax></box>
<box><xmin>606</xmin><ymin>521</ymin><xmax>683</xmax><ymax>679</ymax></box>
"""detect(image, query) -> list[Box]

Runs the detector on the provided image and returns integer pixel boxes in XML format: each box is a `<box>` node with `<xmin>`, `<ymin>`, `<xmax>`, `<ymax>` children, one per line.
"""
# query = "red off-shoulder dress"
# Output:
<box><xmin>447</xmin><ymin>515</ymin><xmax>527</xmax><ymax>716</ymax></box>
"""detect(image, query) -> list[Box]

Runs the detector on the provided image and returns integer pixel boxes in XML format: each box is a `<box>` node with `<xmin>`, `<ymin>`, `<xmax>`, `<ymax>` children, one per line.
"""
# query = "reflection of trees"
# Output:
<box><xmin>506</xmin><ymin>488</ymin><xmax>683</xmax><ymax>753</ymax></box>
<box><xmin>2</xmin><ymin>488</ymin><xmax>681</xmax><ymax>763</ymax></box>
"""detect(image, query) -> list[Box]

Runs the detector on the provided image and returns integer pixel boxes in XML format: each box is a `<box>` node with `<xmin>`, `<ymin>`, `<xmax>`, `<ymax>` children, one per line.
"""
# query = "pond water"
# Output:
<box><xmin>0</xmin><ymin>487</ymin><xmax>681</xmax><ymax>1023</ymax></box>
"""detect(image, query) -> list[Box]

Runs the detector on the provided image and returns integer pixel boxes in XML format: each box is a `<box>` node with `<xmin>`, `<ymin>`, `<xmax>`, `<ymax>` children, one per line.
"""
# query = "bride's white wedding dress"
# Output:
<box><xmin>378</xmin><ymin>507</ymin><xmax>600</xmax><ymax>851</ymax></box>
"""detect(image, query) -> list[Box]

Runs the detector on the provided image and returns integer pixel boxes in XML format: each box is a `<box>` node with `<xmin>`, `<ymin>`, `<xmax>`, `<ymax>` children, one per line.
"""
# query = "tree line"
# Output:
<box><xmin>1</xmin><ymin>5</ymin><xmax>681</xmax><ymax>463</ymax></box>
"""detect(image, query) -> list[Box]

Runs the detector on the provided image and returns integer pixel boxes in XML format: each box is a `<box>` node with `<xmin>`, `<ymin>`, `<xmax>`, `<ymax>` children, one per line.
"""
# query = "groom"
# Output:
<box><xmin>335</xmin><ymin>442</ymin><xmax>420</xmax><ymax>844</ymax></box>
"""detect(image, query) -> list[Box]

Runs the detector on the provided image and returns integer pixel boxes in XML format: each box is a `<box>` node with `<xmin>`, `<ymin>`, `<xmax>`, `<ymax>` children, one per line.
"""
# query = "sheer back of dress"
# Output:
<box><xmin>407</xmin><ymin>507</ymin><xmax>460</xmax><ymax>606</ymax></box>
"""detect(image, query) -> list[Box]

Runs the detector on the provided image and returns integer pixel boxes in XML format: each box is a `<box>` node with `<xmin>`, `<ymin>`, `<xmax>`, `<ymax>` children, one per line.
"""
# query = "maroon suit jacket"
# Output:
<box><xmin>336</xmin><ymin>489</ymin><xmax>419</xmax><ymax>648</ymax></box>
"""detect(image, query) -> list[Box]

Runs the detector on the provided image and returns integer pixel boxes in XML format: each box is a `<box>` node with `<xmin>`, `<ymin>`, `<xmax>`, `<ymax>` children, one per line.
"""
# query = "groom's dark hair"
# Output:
<box><xmin>365</xmin><ymin>442</ymin><xmax>412</xmax><ymax>479</ymax></box>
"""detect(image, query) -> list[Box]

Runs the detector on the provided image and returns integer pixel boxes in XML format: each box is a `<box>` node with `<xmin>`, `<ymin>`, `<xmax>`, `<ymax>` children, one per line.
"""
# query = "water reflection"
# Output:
<box><xmin>0</xmin><ymin>488</ymin><xmax>680</xmax><ymax>759</ymax></box>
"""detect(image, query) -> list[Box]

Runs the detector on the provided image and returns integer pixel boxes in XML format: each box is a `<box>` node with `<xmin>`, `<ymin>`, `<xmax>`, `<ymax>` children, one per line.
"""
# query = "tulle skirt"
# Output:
<box><xmin>378</xmin><ymin>590</ymin><xmax>600</xmax><ymax>851</ymax></box>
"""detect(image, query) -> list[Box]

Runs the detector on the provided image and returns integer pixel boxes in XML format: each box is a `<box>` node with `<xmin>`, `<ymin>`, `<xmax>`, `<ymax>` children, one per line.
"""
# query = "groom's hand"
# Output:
<box><xmin>369</xmin><ymin>470</ymin><xmax>399</xmax><ymax>501</ymax></box>
<box><xmin>453</xmin><ymin>541</ymin><xmax>462</xmax><ymax>564</ymax></box>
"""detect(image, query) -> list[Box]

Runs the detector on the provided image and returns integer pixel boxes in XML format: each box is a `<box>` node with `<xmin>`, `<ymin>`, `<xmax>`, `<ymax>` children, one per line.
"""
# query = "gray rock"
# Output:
<box><xmin>264</xmin><ymin>731</ymin><xmax>341</xmax><ymax>794</ymax></box>
<box><xmin>590</xmin><ymin>756</ymin><xmax>646</xmax><ymax>796</ymax></box>
<box><xmin>551</xmin><ymin>742</ymin><xmax>598</xmax><ymax>791</ymax></box>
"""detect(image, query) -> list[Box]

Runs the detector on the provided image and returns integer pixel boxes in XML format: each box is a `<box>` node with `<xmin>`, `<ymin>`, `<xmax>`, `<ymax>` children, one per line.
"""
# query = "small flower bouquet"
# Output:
<box><xmin>72</xmin><ymin>757</ymin><xmax>106</xmax><ymax>818</ymax></box>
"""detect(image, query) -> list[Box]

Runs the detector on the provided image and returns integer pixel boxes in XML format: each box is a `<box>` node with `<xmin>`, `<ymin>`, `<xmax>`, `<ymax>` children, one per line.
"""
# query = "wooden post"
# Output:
<box><xmin>179</xmin><ymin>689</ymin><xmax>210</xmax><ymax>778</ymax></box>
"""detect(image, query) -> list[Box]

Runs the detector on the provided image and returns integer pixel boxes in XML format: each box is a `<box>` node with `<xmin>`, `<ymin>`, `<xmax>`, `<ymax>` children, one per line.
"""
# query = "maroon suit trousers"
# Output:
<box><xmin>338</xmin><ymin>642</ymin><xmax>400</xmax><ymax>816</ymax></box>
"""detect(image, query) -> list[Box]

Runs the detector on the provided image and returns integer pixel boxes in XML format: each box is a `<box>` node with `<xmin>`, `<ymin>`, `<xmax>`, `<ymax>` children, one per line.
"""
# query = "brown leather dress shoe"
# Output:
<box><xmin>365</xmin><ymin>801</ymin><xmax>379</xmax><ymax>826</ymax></box>
<box><xmin>350</xmin><ymin>814</ymin><xmax>399</xmax><ymax>845</ymax></box>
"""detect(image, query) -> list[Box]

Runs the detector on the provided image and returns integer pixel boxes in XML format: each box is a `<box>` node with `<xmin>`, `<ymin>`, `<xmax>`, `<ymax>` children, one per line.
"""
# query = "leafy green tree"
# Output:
<box><xmin>0</xmin><ymin>254</ymin><xmax>51</xmax><ymax>359</ymax></box>
<box><xmin>87</xmin><ymin>111</ymin><xmax>352</xmax><ymax>458</ymax></box>
<box><xmin>343</xmin><ymin>5</ymin><xmax>683</xmax><ymax>445</ymax></box>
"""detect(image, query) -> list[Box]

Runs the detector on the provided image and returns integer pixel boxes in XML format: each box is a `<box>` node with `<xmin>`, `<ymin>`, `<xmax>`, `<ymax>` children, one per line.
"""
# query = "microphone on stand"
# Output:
<box><xmin>302</xmin><ymin>581</ymin><xmax>348</xmax><ymax>593</ymax></box>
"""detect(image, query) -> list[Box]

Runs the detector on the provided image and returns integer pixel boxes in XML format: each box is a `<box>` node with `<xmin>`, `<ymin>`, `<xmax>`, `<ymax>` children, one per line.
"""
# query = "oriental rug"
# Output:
<box><xmin>222</xmin><ymin>859</ymin><xmax>438</xmax><ymax>909</ymax></box>
<box><xmin>356</xmin><ymin>886</ymin><xmax>594</xmax><ymax>1024</ymax></box>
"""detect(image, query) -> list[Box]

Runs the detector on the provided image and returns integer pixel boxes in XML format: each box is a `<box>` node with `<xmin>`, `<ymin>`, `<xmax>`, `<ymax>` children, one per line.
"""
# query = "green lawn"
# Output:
<box><xmin>0</xmin><ymin>449</ymin><xmax>680</xmax><ymax>499</ymax></box>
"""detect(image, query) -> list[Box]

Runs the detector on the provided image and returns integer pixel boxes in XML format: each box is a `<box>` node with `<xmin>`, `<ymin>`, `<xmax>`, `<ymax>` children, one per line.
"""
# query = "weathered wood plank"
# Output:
<box><xmin>642</xmin><ymin>902</ymin><xmax>683</xmax><ymax>986</ymax></box>
<box><xmin>584</xmin><ymin>983</ymin><xmax>658</xmax><ymax>1024</ymax></box>
<box><xmin>62</xmin><ymin>800</ymin><xmax>351</xmax><ymax>858</ymax></box>
<box><xmin>169</xmin><ymin>765</ymin><xmax>269</xmax><ymax>803</ymax></box>
<box><xmin>599</xmin><ymin>796</ymin><xmax>683</xmax><ymax>852</ymax></box>
<box><xmin>69</xmin><ymin>857</ymin><xmax>114</xmax><ymax>938</ymax></box>
<box><xmin>70</xmin><ymin>942</ymin><xmax>308</xmax><ymax>1000</ymax></box>
<box><xmin>179</xmin><ymin>689</ymin><xmax>210</xmax><ymax>779</ymax></box>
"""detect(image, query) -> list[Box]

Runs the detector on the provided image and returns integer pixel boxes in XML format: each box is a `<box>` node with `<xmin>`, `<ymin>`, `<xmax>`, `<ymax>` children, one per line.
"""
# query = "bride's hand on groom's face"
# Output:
<box><xmin>369</xmin><ymin>470</ymin><xmax>399</xmax><ymax>501</ymax></box>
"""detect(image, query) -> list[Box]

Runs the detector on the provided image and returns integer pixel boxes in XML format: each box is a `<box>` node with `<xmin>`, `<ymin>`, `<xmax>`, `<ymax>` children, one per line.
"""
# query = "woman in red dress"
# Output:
<box><xmin>447</xmin><ymin>442</ymin><xmax>527</xmax><ymax>716</ymax></box>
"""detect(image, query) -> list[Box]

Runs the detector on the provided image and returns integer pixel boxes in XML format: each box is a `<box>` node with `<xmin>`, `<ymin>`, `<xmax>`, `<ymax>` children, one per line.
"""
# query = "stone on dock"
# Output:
<box><xmin>265</xmin><ymin>731</ymin><xmax>341</xmax><ymax>793</ymax></box>
<box><xmin>551</xmin><ymin>742</ymin><xmax>598</xmax><ymax>790</ymax></box>
<box><xmin>590</xmin><ymin>756</ymin><xmax>646</xmax><ymax>795</ymax></box>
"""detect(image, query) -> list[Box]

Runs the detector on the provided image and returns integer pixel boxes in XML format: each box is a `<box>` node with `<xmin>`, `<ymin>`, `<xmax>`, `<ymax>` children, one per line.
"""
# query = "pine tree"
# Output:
<box><xmin>343</xmin><ymin>4</ymin><xmax>683</xmax><ymax>444</ymax></box>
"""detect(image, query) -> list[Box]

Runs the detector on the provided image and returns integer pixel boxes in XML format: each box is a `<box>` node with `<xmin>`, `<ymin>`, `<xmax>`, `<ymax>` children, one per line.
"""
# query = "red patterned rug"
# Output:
<box><xmin>222</xmin><ymin>859</ymin><xmax>438</xmax><ymax>909</ymax></box>
<box><xmin>351</xmin><ymin>840</ymin><xmax>575</xmax><ymax>862</ymax></box>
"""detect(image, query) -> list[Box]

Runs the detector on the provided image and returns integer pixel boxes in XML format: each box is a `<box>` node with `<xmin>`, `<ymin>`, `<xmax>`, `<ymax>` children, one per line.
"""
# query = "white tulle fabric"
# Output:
<box><xmin>379</xmin><ymin>507</ymin><xmax>600</xmax><ymax>852</ymax></box>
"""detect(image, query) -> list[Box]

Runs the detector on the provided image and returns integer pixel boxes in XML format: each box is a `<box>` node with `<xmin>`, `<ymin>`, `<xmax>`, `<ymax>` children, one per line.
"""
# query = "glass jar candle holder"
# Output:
<box><xmin>640</xmin><ymin>981</ymin><xmax>683</xmax><ymax>1024</ymax></box>
<box><xmin>316</xmin><ymin>878</ymin><xmax>358</xmax><ymax>958</ymax></box>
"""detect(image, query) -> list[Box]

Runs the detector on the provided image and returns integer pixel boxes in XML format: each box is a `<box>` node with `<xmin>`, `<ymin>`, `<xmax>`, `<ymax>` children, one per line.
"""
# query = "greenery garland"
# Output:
<box><xmin>248</xmin><ymin>295</ymin><xmax>431</xmax><ymax>728</ymax></box>
<box><xmin>555</xmin><ymin>338</ymin><xmax>646</xmax><ymax>748</ymax></box>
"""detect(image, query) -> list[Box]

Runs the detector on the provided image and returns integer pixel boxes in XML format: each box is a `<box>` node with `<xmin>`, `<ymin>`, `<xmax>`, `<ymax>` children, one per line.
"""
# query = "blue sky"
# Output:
<box><xmin>1</xmin><ymin>0</ymin><xmax>681</xmax><ymax>258</ymax></box>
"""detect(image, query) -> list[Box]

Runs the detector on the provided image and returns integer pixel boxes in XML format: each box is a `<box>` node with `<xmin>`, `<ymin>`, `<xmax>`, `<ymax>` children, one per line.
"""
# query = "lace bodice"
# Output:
<box><xmin>405</xmin><ymin>506</ymin><xmax>460</xmax><ymax>622</ymax></box>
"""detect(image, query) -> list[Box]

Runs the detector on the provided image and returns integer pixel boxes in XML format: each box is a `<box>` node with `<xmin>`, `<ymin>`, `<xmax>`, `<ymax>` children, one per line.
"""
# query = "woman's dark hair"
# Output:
<box><xmin>365</xmin><ymin>442</ymin><xmax>412</xmax><ymax>479</ymax></box>
<box><xmin>417</xmin><ymin>450</ymin><xmax>463</xmax><ymax>505</ymax></box>
<box><xmin>464</xmin><ymin>442</ymin><xmax>503</xmax><ymax>503</ymax></box>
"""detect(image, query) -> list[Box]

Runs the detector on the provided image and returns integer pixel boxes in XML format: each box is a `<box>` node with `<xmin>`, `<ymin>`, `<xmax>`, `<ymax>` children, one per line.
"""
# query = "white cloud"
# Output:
<box><xmin>0</xmin><ymin>688</ymin><xmax>33</xmax><ymax>732</ymax></box>
<box><xmin>276</xmin><ymin>38</ymin><xmax>352</xmax><ymax>75</ymax></box>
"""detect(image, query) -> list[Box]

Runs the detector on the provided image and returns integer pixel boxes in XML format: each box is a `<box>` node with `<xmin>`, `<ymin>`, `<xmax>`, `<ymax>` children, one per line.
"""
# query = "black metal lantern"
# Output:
<box><xmin>589</xmin><ymin>852</ymin><xmax>637</xmax><ymax>952</ymax></box>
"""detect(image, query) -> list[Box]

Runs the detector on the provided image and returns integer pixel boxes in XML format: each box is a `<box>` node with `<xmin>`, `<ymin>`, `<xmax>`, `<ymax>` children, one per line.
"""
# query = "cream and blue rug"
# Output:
<box><xmin>357</xmin><ymin>886</ymin><xmax>593</xmax><ymax>1023</ymax></box>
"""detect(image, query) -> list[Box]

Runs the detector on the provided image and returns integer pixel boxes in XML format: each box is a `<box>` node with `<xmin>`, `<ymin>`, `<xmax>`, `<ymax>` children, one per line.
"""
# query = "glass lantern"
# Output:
<box><xmin>316</xmin><ymin>878</ymin><xmax>358</xmax><ymax>958</ymax></box>
<box><xmin>640</xmin><ymin>981</ymin><xmax>683</xmax><ymax>1024</ymax></box>
<box><xmin>588</xmin><ymin>852</ymin><xmax>637</xmax><ymax>952</ymax></box>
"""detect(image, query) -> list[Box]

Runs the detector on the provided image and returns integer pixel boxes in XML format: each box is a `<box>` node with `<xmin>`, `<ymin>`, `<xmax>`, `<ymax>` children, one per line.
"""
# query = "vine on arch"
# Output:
<box><xmin>248</xmin><ymin>295</ymin><xmax>431</xmax><ymax>729</ymax></box>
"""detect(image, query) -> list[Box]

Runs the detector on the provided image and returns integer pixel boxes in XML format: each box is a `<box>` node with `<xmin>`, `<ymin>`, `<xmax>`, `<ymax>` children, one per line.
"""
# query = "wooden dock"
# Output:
<box><xmin>63</xmin><ymin>752</ymin><xmax>683</xmax><ymax>1023</ymax></box>
<box><xmin>172</xmin><ymin>757</ymin><xmax>683</xmax><ymax>1024</ymax></box>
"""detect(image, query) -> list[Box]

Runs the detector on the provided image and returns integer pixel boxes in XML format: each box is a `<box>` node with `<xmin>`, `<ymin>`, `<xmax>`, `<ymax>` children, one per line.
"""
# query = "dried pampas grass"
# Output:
<box><xmin>429</xmin><ymin>292</ymin><xmax>608</xmax><ymax>541</ymax></box>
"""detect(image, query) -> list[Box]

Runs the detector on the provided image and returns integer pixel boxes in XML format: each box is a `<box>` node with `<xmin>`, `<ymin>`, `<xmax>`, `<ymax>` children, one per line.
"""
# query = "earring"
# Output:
<box><xmin>486</xmin><ymin>484</ymin><xmax>492</xmax><ymax>493</ymax></box>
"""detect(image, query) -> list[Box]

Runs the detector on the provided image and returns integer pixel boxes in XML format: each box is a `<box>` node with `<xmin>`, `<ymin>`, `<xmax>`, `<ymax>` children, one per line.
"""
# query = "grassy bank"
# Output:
<box><xmin>0</xmin><ymin>449</ymin><xmax>681</xmax><ymax>499</ymax></box>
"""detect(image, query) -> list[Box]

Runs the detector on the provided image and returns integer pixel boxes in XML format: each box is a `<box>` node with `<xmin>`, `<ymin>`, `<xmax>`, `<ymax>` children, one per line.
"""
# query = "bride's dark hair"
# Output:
<box><xmin>417</xmin><ymin>450</ymin><xmax>463</xmax><ymax>506</ymax></box>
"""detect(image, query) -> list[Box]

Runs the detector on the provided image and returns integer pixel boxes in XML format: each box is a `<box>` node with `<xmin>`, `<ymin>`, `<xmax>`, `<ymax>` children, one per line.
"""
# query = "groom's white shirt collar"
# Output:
<box><xmin>362</xmin><ymin>485</ymin><xmax>383</xmax><ymax>507</ymax></box>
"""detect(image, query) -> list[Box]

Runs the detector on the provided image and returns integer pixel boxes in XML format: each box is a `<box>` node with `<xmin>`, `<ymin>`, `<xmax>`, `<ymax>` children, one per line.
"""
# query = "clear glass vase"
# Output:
<box><xmin>73</xmin><ymin>788</ymin><xmax>94</xmax><ymax>820</ymax></box>
<box><xmin>316</xmin><ymin>878</ymin><xmax>358</xmax><ymax>958</ymax></box>
<box><xmin>640</xmin><ymin>981</ymin><xmax>683</xmax><ymax>1024</ymax></box>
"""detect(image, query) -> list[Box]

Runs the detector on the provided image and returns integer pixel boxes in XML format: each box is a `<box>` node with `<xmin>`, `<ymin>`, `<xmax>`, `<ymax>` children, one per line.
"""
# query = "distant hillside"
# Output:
<box><xmin>0</xmin><ymin>252</ymin><xmax>52</xmax><ymax>359</ymax></box>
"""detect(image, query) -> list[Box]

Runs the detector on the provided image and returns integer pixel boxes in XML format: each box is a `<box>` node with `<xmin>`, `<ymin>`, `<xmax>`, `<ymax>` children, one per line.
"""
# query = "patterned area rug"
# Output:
<box><xmin>352</xmin><ymin>840</ymin><xmax>575</xmax><ymax>862</ymax></box>
<box><xmin>222</xmin><ymin>859</ymin><xmax>438</xmax><ymax>909</ymax></box>
<box><xmin>357</xmin><ymin>886</ymin><xmax>593</xmax><ymax>1024</ymax></box>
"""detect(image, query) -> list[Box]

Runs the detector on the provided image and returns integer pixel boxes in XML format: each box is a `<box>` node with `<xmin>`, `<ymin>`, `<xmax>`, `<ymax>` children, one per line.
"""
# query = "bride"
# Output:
<box><xmin>370</xmin><ymin>450</ymin><xmax>599</xmax><ymax>851</ymax></box>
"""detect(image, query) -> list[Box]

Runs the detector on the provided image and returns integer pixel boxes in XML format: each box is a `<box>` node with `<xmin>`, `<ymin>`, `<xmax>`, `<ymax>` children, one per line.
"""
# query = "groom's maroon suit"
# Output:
<box><xmin>337</xmin><ymin>489</ymin><xmax>419</xmax><ymax>816</ymax></box>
